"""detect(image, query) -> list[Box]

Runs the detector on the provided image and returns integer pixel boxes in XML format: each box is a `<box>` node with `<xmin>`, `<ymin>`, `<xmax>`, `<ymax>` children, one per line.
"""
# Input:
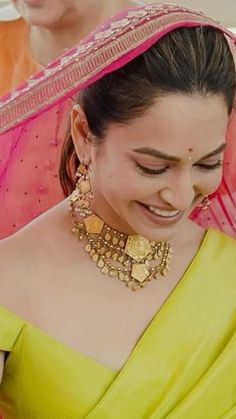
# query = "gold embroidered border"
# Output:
<box><xmin>0</xmin><ymin>9</ymin><xmax>234</xmax><ymax>134</ymax></box>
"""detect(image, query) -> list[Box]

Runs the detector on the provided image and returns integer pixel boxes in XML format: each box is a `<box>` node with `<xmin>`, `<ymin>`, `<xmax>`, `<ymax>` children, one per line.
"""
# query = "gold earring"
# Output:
<box><xmin>198</xmin><ymin>195</ymin><xmax>211</xmax><ymax>211</ymax></box>
<box><xmin>70</xmin><ymin>163</ymin><xmax>93</xmax><ymax>216</ymax></box>
<box><xmin>70</xmin><ymin>163</ymin><xmax>104</xmax><ymax>235</ymax></box>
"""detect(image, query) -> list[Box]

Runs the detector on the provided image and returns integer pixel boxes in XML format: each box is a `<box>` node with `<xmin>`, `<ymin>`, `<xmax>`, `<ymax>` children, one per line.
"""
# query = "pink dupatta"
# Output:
<box><xmin>0</xmin><ymin>2</ymin><xmax>236</xmax><ymax>239</ymax></box>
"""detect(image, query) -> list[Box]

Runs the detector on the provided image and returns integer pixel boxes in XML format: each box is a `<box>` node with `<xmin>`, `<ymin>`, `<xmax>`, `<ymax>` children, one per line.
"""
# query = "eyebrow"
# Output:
<box><xmin>133</xmin><ymin>143</ymin><xmax>227</xmax><ymax>162</ymax></box>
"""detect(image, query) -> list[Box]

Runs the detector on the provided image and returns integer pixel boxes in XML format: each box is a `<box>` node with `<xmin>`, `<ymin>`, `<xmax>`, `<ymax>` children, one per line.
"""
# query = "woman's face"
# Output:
<box><xmin>11</xmin><ymin>0</ymin><xmax>80</xmax><ymax>26</ymax></box>
<box><xmin>73</xmin><ymin>93</ymin><xmax>229</xmax><ymax>242</ymax></box>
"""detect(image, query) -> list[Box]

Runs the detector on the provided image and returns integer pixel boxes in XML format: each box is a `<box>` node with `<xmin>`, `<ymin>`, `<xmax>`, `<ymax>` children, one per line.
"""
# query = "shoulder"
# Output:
<box><xmin>208</xmin><ymin>228</ymin><xmax>236</xmax><ymax>250</ymax></box>
<box><xmin>0</xmin><ymin>200</ymin><xmax>74</xmax><ymax>307</ymax></box>
<box><xmin>205</xmin><ymin>228</ymin><xmax>236</xmax><ymax>270</ymax></box>
<box><xmin>0</xmin><ymin>199</ymin><xmax>70</xmax><ymax>266</ymax></box>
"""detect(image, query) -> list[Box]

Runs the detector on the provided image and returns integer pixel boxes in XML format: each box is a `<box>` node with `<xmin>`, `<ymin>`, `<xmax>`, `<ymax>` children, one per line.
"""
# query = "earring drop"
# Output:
<box><xmin>198</xmin><ymin>195</ymin><xmax>211</xmax><ymax>211</ymax></box>
<box><xmin>70</xmin><ymin>163</ymin><xmax>104</xmax><ymax>235</ymax></box>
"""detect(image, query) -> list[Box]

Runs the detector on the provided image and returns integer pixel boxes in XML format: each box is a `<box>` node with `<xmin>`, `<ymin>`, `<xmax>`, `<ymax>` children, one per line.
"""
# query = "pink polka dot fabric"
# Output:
<box><xmin>0</xmin><ymin>3</ymin><xmax>235</xmax><ymax>239</ymax></box>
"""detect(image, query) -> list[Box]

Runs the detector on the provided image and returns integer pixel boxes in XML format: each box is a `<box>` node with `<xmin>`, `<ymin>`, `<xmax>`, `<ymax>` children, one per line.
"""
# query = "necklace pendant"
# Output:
<box><xmin>131</xmin><ymin>263</ymin><xmax>150</xmax><ymax>283</ymax></box>
<box><xmin>125</xmin><ymin>235</ymin><xmax>152</xmax><ymax>261</ymax></box>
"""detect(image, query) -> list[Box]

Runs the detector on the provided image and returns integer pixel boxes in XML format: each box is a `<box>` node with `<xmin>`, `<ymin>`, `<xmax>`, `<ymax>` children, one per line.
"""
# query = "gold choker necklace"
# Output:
<box><xmin>69</xmin><ymin>164</ymin><xmax>173</xmax><ymax>291</ymax></box>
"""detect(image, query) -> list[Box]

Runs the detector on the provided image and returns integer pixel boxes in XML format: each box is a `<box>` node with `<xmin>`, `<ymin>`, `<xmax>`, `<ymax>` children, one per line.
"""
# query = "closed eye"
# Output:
<box><xmin>135</xmin><ymin>162</ymin><xmax>168</xmax><ymax>175</ymax></box>
<box><xmin>195</xmin><ymin>160</ymin><xmax>223</xmax><ymax>170</ymax></box>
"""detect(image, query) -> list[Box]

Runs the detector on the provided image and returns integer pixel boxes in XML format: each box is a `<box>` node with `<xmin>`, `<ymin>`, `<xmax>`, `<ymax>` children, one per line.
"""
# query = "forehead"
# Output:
<box><xmin>106</xmin><ymin>93</ymin><xmax>229</xmax><ymax>156</ymax></box>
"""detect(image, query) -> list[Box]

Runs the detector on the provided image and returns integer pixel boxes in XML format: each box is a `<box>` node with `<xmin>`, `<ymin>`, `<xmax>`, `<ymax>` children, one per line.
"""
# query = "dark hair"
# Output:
<box><xmin>60</xmin><ymin>26</ymin><xmax>236</xmax><ymax>196</ymax></box>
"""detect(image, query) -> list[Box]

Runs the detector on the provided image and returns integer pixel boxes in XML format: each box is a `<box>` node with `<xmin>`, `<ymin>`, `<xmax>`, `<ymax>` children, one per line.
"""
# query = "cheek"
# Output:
<box><xmin>201</xmin><ymin>169</ymin><xmax>223</xmax><ymax>195</ymax></box>
<box><xmin>92</xmin><ymin>157</ymin><xmax>151</xmax><ymax>201</ymax></box>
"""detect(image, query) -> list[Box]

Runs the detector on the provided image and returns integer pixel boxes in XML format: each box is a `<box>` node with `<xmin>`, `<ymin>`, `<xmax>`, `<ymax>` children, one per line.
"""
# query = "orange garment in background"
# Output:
<box><xmin>0</xmin><ymin>17</ymin><xmax>42</xmax><ymax>96</ymax></box>
<box><xmin>0</xmin><ymin>16</ymin><xmax>65</xmax><ymax>239</ymax></box>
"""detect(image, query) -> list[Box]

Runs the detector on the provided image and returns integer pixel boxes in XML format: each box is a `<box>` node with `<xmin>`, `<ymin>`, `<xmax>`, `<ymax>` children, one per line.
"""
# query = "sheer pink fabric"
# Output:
<box><xmin>0</xmin><ymin>3</ymin><xmax>236</xmax><ymax>238</ymax></box>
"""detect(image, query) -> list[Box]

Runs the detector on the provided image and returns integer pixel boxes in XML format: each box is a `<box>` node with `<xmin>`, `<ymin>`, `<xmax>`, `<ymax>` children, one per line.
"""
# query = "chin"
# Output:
<box><xmin>136</xmin><ymin>226</ymin><xmax>177</xmax><ymax>242</ymax></box>
<box><xmin>125</xmin><ymin>203</ymin><xmax>186</xmax><ymax>241</ymax></box>
<box><xmin>126</xmin><ymin>217</ymin><xmax>179</xmax><ymax>242</ymax></box>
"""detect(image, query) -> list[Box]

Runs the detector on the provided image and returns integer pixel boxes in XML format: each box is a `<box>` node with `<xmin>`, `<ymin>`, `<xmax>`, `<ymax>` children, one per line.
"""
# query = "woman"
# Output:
<box><xmin>0</xmin><ymin>0</ymin><xmax>140</xmax><ymax>239</ymax></box>
<box><xmin>0</xmin><ymin>3</ymin><xmax>236</xmax><ymax>418</ymax></box>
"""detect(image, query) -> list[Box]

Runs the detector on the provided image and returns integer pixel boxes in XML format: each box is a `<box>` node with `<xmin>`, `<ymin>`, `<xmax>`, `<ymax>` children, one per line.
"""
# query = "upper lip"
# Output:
<box><xmin>139</xmin><ymin>202</ymin><xmax>181</xmax><ymax>213</ymax></box>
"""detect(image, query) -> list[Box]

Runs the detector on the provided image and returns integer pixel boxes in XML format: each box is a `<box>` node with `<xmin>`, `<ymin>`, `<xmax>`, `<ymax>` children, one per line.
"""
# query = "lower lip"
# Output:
<box><xmin>136</xmin><ymin>202</ymin><xmax>183</xmax><ymax>226</ymax></box>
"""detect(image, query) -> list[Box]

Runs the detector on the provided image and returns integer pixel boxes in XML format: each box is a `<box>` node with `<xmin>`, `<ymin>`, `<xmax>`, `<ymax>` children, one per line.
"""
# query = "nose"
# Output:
<box><xmin>159</xmin><ymin>172</ymin><xmax>196</xmax><ymax>211</ymax></box>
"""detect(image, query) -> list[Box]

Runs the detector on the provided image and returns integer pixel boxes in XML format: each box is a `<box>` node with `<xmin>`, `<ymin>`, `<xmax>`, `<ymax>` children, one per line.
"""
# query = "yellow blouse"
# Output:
<box><xmin>0</xmin><ymin>228</ymin><xmax>236</xmax><ymax>418</ymax></box>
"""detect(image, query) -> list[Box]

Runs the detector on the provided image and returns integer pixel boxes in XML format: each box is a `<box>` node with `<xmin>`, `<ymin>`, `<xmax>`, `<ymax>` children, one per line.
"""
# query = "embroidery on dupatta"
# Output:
<box><xmin>0</xmin><ymin>4</ymin><xmax>234</xmax><ymax>134</ymax></box>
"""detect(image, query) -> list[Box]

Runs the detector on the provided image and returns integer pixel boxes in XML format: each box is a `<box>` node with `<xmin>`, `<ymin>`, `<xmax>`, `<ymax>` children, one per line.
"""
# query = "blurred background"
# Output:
<box><xmin>0</xmin><ymin>0</ymin><xmax>235</xmax><ymax>27</ymax></box>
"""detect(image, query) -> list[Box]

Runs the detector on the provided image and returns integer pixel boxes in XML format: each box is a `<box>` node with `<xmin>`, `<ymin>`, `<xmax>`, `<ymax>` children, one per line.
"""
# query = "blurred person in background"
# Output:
<box><xmin>0</xmin><ymin>0</ymin><xmax>141</xmax><ymax>95</ymax></box>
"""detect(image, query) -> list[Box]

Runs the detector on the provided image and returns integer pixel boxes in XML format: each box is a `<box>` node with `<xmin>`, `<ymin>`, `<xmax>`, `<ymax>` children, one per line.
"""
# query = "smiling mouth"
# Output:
<box><xmin>139</xmin><ymin>202</ymin><xmax>181</xmax><ymax>217</ymax></box>
<box><xmin>147</xmin><ymin>205</ymin><xmax>181</xmax><ymax>218</ymax></box>
<box><xmin>137</xmin><ymin>201</ymin><xmax>183</xmax><ymax>225</ymax></box>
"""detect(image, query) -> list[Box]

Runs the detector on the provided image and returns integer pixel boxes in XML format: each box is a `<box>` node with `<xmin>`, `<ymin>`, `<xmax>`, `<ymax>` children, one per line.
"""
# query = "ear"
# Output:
<box><xmin>71</xmin><ymin>104</ymin><xmax>91</xmax><ymax>165</ymax></box>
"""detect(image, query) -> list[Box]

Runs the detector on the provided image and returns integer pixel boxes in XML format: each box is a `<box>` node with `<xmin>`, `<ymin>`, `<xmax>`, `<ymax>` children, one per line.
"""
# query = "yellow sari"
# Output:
<box><xmin>0</xmin><ymin>229</ymin><xmax>236</xmax><ymax>418</ymax></box>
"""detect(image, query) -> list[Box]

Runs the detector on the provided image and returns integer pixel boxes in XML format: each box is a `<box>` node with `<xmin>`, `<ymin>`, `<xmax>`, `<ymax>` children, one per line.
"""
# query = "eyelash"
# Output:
<box><xmin>135</xmin><ymin>160</ymin><xmax>223</xmax><ymax>176</ymax></box>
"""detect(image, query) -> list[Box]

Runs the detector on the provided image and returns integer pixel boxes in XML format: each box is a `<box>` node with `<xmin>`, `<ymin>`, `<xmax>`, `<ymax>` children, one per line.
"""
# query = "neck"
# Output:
<box><xmin>29</xmin><ymin>0</ymin><xmax>138</xmax><ymax>66</ymax></box>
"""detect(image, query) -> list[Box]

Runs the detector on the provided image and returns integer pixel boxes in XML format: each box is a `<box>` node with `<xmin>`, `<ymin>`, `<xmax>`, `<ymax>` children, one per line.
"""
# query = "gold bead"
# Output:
<box><xmin>118</xmin><ymin>272</ymin><xmax>125</xmax><ymax>281</ymax></box>
<box><xmin>100</xmin><ymin>247</ymin><xmax>106</xmax><ymax>255</ymax></box>
<box><xmin>92</xmin><ymin>253</ymin><xmax>99</xmax><ymax>262</ymax></box>
<box><xmin>112</xmin><ymin>237</ymin><xmax>119</xmax><ymax>245</ymax></box>
<box><xmin>85</xmin><ymin>244</ymin><xmax>92</xmax><ymax>252</ymax></box>
<box><xmin>97</xmin><ymin>259</ymin><xmax>105</xmax><ymax>268</ymax></box>
<box><xmin>109</xmin><ymin>269</ymin><xmax>117</xmax><ymax>277</ymax></box>
<box><xmin>112</xmin><ymin>253</ymin><xmax>118</xmax><ymax>261</ymax></box>
<box><xmin>78</xmin><ymin>164</ymin><xmax>88</xmax><ymax>175</ymax></box>
<box><xmin>105</xmin><ymin>233</ymin><xmax>111</xmax><ymax>241</ymax></box>
<box><xmin>101</xmin><ymin>266</ymin><xmax>109</xmax><ymax>275</ymax></box>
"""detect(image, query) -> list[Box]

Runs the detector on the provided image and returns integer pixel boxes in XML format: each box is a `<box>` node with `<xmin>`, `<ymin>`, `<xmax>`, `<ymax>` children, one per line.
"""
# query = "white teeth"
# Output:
<box><xmin>147</xmin><ymin>206</ymin><xmax>180</xmax><ymax>218</ymax></box>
